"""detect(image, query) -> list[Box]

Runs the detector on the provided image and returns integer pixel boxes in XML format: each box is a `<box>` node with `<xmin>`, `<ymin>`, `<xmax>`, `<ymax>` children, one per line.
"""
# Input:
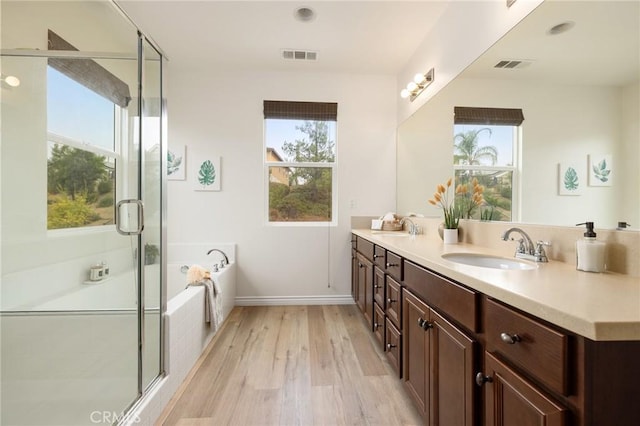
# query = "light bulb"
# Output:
<box><xmin>406</xmin><ymin>82</ymin><xmax>418</xmax><ymax>92</ymax></box>
<box><xmin>400</xmin><ymin>89</ymin><xmax>410</xmax><ymax>99</ymax></box>
<box><xmin>3</xmin><ymin>75</ymin><xmax>20</xmax><ymax>87</ymax></box>
<box><xmin>414</xmin><ymin>73</ymin><xmax>426</xmax><ymax>85</ymax></box>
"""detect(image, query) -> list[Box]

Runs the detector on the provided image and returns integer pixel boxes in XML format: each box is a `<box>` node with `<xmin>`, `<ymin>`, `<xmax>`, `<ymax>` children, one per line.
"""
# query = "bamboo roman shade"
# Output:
<box><xmin>47</xmin><ymin>30</ymin><xmax>132</xmax><ymax>108</ymax></box>
<box><xmin>454</xmin><ymin>106</ymin><xmax>524</xmax><ymax>126</ymax></box>
<box><xmin>263</xmin><ymin>100</ymin><xmax>338</xmax><ymax>121</ymax></box>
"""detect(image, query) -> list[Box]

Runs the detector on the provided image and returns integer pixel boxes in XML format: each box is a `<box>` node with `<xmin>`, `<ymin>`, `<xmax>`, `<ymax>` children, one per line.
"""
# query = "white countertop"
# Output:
<box><xmin>353</xmin><ymin>229</ymin><xmax>640</xmax><ymax>341</ymax></box>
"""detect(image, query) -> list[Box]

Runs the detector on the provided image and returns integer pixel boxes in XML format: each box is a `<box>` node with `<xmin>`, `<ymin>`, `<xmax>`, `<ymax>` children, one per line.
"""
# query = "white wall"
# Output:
<box><xmin>397</xmin><ymin>76</ymin><xmax>638</xmax><ymax>229</ymax></box>
<box><xmin>166</xmin><ymin>69</ymin><xmax>397</xmax><ymax>301</ymax></box>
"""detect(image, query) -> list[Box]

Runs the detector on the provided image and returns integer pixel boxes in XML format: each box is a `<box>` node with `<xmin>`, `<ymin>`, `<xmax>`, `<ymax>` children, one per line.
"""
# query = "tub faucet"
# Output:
<box><xmin>501</xmin><ymin>227</ymin><xmax>550</xmax><ymax>262</ymax></box>
<box><xmin>207</xmin><ymin>248</ymin><xmax>229</xmax><ymax>267</ymax></box>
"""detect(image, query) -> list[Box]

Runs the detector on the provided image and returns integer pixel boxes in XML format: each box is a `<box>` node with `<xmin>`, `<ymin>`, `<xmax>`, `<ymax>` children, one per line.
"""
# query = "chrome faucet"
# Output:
<box><xmin>501</xmin><ymin>227</ymin><xmax>550</xmax><ymax>263</ymax></box>
<box><xmin>400</xmin><ymin>217</ymin><xmax>419</xmax><ymax>235</ymax></box>
<box><xmin>207</xmin><ymin>248</ymin><xmax>229</xmax><ymax>268</ymax></box>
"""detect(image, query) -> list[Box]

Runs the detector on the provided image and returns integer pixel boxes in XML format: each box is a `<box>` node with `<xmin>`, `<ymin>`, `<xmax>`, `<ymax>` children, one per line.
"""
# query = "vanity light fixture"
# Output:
<box><xmin>400</xmin><ymin>68</ymin><xmax>434</xmax><ymax>102</ymax></box>
<box><xmin>1</xmin><ymin>74</ymin><xmax>20</xmax><ymax>88</ymax></box>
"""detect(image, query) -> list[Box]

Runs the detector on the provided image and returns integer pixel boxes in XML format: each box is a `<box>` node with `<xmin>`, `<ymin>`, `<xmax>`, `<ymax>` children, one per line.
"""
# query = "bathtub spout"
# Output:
<box><xmin>207</xmin><ymin>249</ymin><xmax>229</xmax><ymax>267</ymax></box>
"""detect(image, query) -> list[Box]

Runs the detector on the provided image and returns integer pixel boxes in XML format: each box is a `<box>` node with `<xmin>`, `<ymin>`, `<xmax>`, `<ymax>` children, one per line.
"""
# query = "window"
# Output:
<box><xmin>264</xmin><ymin>100</ymin><xmax>337</xmax><ymax>224</ymax></box>
<box><xmin>453</xmin><ymin>107</ymin><xmax>523</xmax><ymax>222</ymax></box>
<box><xmin>46</xmin><ymin>66</ymin><xmax>118</xmax><ymax>230</ymax></box>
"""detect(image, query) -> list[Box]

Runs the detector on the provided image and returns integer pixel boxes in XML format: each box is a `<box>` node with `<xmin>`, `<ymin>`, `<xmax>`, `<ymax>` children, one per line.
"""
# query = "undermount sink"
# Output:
<box><xmin>371</xmin><ymin>231</ymin><xmax>410</xmax><ymax>237</ymax></box>
<box><xmin>441</xmin><ymin>253</ymin><xmax>537</xmax><ymax>270</ymax></box>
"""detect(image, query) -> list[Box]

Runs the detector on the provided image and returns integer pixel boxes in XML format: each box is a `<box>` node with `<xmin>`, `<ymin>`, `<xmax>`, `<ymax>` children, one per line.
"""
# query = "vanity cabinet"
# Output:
<box><xmin>351</xmin><ymin>233</ymin><xmax>640</xmax><ymax>426</ymax></box>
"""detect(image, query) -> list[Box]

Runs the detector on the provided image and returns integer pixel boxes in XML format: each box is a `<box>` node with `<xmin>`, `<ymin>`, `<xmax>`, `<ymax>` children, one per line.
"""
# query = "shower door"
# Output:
<box><xmin>0</xmin><ymin>1</ymin><xmax>165</xmax><ymax>424</ymax></box>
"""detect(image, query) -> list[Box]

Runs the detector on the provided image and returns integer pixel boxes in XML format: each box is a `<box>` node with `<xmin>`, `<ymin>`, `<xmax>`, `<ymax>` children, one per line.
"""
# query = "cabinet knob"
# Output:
<box><xmin>373</xmin><ymin>254</ymin><xmax>381</xmax><ymax>259</ymax></box>
<box><xmin>387</xmin><ymin>298</ymin><xmax>395</xmax><ymax>304</ymax></box>
<box><xmin>387</xmin><ymin>343</ymin><xmax>397</xmax><ymax>350</ymax></box>
<box><xmin>359</xmin><ymin>263</ymin><xmax>364</xmax><ymax>269</ymax></box>
<box><xmin>386</xmin><ymin>262</ymin><xmax>398</xmax><ymax>268</ymax></box>
<box><xmin>374</xmin><ymin>322</ymin><xmax>380</xmax><ymax>329</ymax></box>
<box><xmin>500</xmin><ymin>332</ymin><xmax>521</xmax><ymax>344</ymax></box>
<box><xmin>475</xmin><ymin>372</ymin><xmax>493</xmax><ymax>387</ymax></box>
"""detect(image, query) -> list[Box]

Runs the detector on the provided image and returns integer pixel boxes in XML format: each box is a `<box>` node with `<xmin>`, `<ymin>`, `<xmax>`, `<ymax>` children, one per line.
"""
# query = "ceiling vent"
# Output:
<box><xmin>494</xmin><ymin>59</ymin><xmax>533</xmax><ymax>69</ymax></box>
<box><xmin>282</xmin><ymin>49</ymin><xmax>318</xmax><ymax>61</ymax></box>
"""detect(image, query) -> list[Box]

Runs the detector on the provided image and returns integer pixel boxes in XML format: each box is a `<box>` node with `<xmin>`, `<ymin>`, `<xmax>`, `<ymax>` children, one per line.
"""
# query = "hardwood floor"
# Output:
<box><xmin>157</xmin><ymin>305</ymin><xmax>423</xmax><ymax>426</ymax></box>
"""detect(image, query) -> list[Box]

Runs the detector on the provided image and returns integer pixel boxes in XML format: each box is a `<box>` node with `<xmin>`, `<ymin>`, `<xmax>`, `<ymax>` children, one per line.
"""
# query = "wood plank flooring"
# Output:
<box><xmin>156</xmin><ymin>305</ymin><xmax>423</xmax><ymax>426</ymax></box>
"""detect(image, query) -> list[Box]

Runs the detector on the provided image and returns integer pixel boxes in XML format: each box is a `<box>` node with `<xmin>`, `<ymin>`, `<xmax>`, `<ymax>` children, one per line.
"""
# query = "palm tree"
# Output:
<box><xmin>453</xmin><ymin>128</ymin><xmax>498</xmax><ymax>165</ymax></box>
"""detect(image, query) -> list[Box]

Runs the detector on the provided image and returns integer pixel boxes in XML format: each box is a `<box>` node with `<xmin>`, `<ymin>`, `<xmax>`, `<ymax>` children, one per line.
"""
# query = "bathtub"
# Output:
<box><xmin>166</xmin><ymin>261</ymin><xmax>236</xmax><ymax>321</ymax></box>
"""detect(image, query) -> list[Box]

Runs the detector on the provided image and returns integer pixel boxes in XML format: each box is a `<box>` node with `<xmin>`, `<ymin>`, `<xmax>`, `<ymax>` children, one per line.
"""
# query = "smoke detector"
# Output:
<box><xmin>294</xmin><ymin>6</ymin><xmax>315</xmax><ymax>22</ymax></box>
<box><xmin>282</xmin><ymin>49</ymin><xmax>318</xmax><ymax>61</ymax></box>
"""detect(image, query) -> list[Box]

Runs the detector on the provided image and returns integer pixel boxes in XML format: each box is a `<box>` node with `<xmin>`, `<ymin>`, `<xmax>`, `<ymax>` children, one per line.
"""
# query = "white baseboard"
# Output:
<box><xmin>235</xmin><ymin>295</ymin><xmax>355</xmax><ymax>306</ymax></box>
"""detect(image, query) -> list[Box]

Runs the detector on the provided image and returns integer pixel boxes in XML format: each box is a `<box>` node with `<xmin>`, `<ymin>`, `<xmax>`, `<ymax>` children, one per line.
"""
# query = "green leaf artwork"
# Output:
<box><xmin>198</xmin><ymin>160</ymin><xmax>216</xmax><ymax>186</ymax></box>
<box><xmin>167</xmin><ymin>150</ymin><xmax>183</xmax><ymax>175</ymax></box>
<box><xmin>563</xmin><ymin>166</ymin><xmax>579</xmax><ymax>191</ymax></box>
<box><xmin>592</xmin><ymin>159</ymin><xmax>611</xmax><ymax>183</ymax></box>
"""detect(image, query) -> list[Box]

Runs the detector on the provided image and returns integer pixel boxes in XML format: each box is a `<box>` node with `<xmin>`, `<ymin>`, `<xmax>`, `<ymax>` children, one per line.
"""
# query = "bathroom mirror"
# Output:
<box><xmin>397</xmin><ymin>0</ymin><xmax>639</xmax><ymax>229</ymax></box>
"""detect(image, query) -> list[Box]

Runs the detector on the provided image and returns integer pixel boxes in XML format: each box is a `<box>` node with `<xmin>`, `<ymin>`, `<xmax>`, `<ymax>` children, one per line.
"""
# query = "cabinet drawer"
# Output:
<box><xmin>386</xmin><ymin>276</ymin><xmax>402</xmax><ymax>330</ymax></box>
<box><xmin>356</xmin><ymin>236</ymin><xmax>374</xmax><ymax>261</ymax></box>
<box><xmin>404</xmin><ymin>261</ymin><xmax>479</xmax><ymax>332</ymax></box>
<box><xmin>485</xmin><ymin>298</ymin><xmax>568</xmax><ymax>395</ymax></box>
<box><xmin>373</xmin><ymin>266</ymin><xmax>386</xmax><ymax>308</ymax></box>
<box><xmin>373</xmin><ymin>245</ymin><xmax>386</xmax><ymax>269</ymax></box>
<box><xmin>385</xmin><ymin>251</ymin><xmax>403</xmax><ymax>281</ymax></box>
<box><xmin>385</xmin><ymin>318</ymin><xmax>402</xmax><ymax>377</ymax></box>
<box><xmin>373</xmin><ymin>303</ymin><xmax>385</xmax><ymax>350</ymax></box>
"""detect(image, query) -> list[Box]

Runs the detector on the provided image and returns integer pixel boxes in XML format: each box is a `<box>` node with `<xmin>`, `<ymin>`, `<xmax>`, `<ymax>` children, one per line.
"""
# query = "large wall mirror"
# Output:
<box><xmin>397</xmin><ymin>0</ymin><xmax>639</xmax><ymax>229</ymax></box>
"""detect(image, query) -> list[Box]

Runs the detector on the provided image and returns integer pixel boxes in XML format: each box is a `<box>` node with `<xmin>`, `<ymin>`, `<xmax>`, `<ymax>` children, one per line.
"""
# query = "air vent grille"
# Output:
<box><xmin>494</xmin><ymin>59</ymin><xmax>533</xmax><ymax>69</ymax></box>
<box><xmin>282</xmin><ymin>49</ymin><xmax>318</xmax><ymax>61</ymax></box>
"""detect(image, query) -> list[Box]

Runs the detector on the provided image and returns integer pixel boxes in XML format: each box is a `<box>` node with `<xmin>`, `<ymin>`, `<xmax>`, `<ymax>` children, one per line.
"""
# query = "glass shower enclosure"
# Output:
<box><xmin>0</xmin><ymin>1</ymin><xmax>166</xmax><ymax>424</ymax></box>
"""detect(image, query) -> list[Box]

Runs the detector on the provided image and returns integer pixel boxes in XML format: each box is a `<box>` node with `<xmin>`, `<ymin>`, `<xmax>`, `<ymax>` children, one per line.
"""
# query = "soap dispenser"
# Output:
<box><xmin>575</xmin><ymin>222</ymin><xmax>606</xmax><ymax>273</ymax></box>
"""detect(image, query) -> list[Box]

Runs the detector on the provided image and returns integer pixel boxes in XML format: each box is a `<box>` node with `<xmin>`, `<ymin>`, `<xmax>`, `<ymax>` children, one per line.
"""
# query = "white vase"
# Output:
<box><xmin>443</xmin><ymin>228</ymin><xmax>458</xmax><ymax>244</ymax></box>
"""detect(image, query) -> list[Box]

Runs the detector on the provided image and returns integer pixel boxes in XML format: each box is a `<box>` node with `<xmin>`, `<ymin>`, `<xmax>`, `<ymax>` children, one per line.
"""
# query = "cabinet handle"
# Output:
<box><xmin>387</xmin><ymin>298</ymin><xmax>395</xmax><ymax>304</ymax></box>
<box><xmin>500</xmin><ymin>332</ymin><xmax>521</xmax><ymax>344</ymax></box>
<box><xmin>417</xmin><ymin>318</ymin><xmax>433</xmax><ymax>330</ymax></box>
<box><xmin>373</xmin><ymin>254</ymin><xmax>382</xmax><ymax>259</ymax></box>
<box><xmin>387</xmin><ymin>343</ymin><xmax>397</xmax><ymax>350</ymax></box>
<box><xmin>475</xmin><ymin>372</ymin><xmax>493</xmax><ymax>387</ymax></box>
<box><xmin>386</xmin><ymin>262</ymin><xmax>398</xmax><ymax>268</ymax></box>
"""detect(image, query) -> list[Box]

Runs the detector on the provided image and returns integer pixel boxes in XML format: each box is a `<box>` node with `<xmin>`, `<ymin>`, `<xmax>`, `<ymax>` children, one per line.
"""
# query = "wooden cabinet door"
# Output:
<box><xmin>356</xmin><ymin>253</ymin><xmax>373</xmax><ymax>326</ymax></box>
<box><xmin>351</xmin><ymin>249</ymin><xmax>357</xmax><ymax>299</ymax></box>
<box><xmin>373</xmin><ymin>266</ymin><xmax>386</xmax><ymax>308</ymax></box>
<box><xmin>403</xmin><ymin>290</ymin><xmax>430</xmax><ymax>418</ymax></box>
<box><xmin>484</xmin><ymin>352</ymin><xmax>566</xmax><ymax>426</ymax></box>
<box><xmin>430</xmin><ymin>309</ymin><xmax>476</xmax><ymax>426</ymax></box>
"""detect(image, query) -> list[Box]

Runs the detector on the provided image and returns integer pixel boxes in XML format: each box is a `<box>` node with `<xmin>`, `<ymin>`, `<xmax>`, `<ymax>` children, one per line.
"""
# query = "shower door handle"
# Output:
<box><xmin>116</xmin><ymin>199</ymin><xmax>145</xmax><ymax>235</ymax></box>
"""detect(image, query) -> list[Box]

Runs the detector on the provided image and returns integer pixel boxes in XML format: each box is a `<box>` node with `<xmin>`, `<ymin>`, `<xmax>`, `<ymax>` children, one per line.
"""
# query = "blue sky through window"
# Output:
<box><xmin>454</xmin><ymin>124</ymin><xmax>514</xmax><ymax>166</ymax></box>
<box><xmin>47</xmin><ymin>67</ymin><xmax>114</xmax><ymax>151</ymax></box>
<box><xmin>265</xmin><ymin>119</ymin><xmax>336</xmax><ymax>162</ymax></box>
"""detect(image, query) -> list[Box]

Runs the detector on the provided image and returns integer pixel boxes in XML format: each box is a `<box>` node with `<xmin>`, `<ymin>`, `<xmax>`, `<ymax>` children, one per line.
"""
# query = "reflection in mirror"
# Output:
<box><xmin>397</xmin><ymin>0</ymin><xmax>639</xmax><ymax>229</ymax></box>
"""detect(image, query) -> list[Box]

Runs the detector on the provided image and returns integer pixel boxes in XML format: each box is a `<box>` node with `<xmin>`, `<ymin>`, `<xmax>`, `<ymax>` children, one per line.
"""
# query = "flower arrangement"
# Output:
<box><xmin>429</xmin><ymin>177</ymin><xmax>487</xmax><ymax>228</ymax></box>
<box><xmin>428</xmin><ymin>178</ymin><xmax>460</xmax><ymax>229</ymax></box>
